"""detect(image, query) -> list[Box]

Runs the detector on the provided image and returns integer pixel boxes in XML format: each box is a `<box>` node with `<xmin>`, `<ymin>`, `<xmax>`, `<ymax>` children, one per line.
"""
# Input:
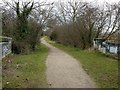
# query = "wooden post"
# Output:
<box><xmin>0</xmin><ymin>12</ymin><xmax>2</xmax><ymax>58</ymax></box>
<box><xmin>0</xmin><ymin>11</ymin><xmax>2</xmax><ymax>90</ymax></box>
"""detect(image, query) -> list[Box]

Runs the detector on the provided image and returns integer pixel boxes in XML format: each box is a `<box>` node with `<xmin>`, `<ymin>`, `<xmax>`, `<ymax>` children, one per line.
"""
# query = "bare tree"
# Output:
<box><xmin>2</xmin><ymin>0</ymin><xmax>54</xmax><ymax>54</ymax></box>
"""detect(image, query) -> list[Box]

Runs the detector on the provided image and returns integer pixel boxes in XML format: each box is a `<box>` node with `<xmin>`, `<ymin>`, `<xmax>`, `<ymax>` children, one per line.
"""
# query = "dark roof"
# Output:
<box><xmin>106</xmin><ymin>42</ymin><xmax>120</xmax><ymax>46</ymax></box>
<box><xmin>94</xmin><ymin>38</ymin><xmax>105</xmax><ymax>43</ymax></box>
<box><xmin>94</xmin><ymin>38</ymin><xmax>105</xmax><ymax>40</ymax></box>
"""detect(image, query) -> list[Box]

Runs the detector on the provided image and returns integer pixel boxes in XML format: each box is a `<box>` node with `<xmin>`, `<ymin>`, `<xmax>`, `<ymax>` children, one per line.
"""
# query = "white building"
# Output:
<box><xmin>93</xmin><ymin>38</ymin><xmax>120</xmax><ymax>55</ymax></box>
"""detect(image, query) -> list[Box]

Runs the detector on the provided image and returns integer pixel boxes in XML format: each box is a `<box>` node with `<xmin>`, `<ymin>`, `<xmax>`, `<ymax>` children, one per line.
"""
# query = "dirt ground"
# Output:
<box><xmin>41</xmin><ymin>39</ymin><xmax>97</xmax><ymax>88</ymax></box>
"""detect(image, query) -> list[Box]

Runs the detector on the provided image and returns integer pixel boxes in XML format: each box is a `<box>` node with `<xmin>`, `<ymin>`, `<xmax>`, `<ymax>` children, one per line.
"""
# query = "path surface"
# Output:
<box><xmin>41</xmin><ymin>39</ymin><xmax>97</xmax><ymax>88</ymax></box>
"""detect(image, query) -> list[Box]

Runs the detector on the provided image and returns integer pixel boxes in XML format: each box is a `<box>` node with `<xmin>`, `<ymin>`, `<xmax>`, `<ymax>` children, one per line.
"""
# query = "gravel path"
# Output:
<box><xmin>41</xmin><ymin>39</ymin><xmax>97</xmax><ymax>88</ymax></box>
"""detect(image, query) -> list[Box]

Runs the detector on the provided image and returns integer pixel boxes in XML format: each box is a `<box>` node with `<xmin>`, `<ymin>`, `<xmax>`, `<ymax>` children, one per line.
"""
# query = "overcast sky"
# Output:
<box><xmin>47</xmin><ymin>0</ymin><xmax>119</xmax><ymax>3</ymax></box>
<box><xmin>0</xmin><ymin>0</ymin><xmax>119</xmax><ymax>4</ymax></box>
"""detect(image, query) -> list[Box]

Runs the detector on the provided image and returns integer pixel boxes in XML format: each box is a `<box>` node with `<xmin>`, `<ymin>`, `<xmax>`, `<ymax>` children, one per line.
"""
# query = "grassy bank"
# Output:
<box><xmin>2</xmin><ymin>44</ymin><xmax>48</xmax><ymax>88</ymax></box>
<box><xmin>45</xmin><ymin>37</ymin><xmax>118</xmax><ymax>88</ymax></box>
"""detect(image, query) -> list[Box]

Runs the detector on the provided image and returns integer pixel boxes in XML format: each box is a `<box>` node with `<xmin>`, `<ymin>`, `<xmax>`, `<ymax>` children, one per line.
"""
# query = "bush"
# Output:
<box><xmin>50</xmin><ymin>31</ymin><xmax>58</xmax><ymax>41</ymax></box>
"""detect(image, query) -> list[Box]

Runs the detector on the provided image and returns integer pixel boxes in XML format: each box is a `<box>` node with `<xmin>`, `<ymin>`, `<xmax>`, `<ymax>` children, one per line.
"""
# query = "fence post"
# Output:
<box><xmin>0</xmin><ymin>12</ymin><xmax>2</xmax><ymax>89</ymax></box>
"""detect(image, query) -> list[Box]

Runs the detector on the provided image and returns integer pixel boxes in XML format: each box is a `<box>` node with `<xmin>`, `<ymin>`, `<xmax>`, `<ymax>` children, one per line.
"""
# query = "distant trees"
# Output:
<box><xmin>1</xmin><ymin>0</ymin><xmax>119</xmax><ymax>52</ymax></box>
<box><xmin>48</xmin><ymin>1</ymin><xmax>120</xmax><ymax>49</ymax></box>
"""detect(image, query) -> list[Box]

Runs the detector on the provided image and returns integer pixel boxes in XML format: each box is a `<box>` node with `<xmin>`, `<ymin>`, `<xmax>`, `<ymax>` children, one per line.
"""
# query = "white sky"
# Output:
<box><xmin>48</xmin><ymin>0</ymin><xmax>119</xmax><ymax>3</ymax></box>
<box><xmin>0</xmin><ymin>0</ymin><xmax>119</xmax><ymax>4</ymax></box>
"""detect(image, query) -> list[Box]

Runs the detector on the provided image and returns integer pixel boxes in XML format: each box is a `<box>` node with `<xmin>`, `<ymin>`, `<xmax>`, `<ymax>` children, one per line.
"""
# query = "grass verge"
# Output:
<box><xmin>45</xmin><ymin>36</ymin><xmax>118</xmax><ymax>88</ymax></box>
<box><xmin>2</xmin><ymin>44</ymin><xmax>48</xmax><ymax>88</ymax></box>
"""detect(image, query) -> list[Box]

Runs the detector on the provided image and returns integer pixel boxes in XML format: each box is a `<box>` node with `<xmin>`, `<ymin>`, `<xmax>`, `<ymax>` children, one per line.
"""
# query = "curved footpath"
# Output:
<box><xmin>41</xmin><ymin>39</ymin><xmax>97</xmax><ymax>88</ymax></box>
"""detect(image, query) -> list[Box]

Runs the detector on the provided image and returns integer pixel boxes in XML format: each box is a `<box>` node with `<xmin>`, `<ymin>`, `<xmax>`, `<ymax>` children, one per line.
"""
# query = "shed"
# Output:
<box><xmin>106</xmin><ymin>42</ymin><xmax>120</xmax><ymax>55</ymax></box>
<box><xmin>0</xmin><ymin>36</ymin><xmax>12</xmax><ymax>58</ymax></box>
<box><xmin>93</xmin><ymin>38</ymin><xmax>105</xmax><ymax>49</ymax></box>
